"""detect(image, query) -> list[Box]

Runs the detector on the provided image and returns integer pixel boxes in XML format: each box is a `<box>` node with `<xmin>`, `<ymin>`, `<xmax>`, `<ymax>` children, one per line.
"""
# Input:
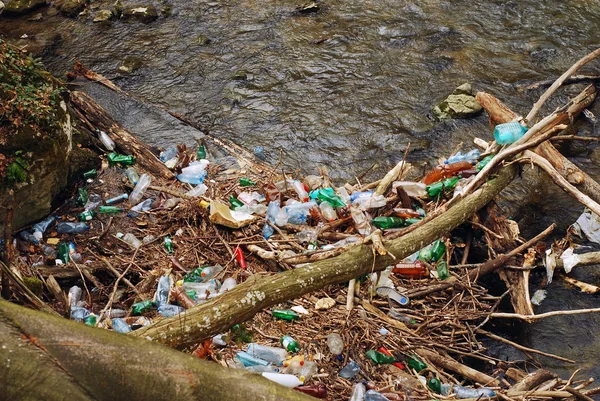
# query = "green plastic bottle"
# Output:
<box><xmin>131</xmin><ymin>300</ymin><xmax>156</xmax><ymax>315</ymax></box>
<box><xmin>406</xmin><ymin>354</ymin><xmax>427</xmax><ymax>372</ymax></box>
<box><xmin>272</xmin><ymin>309</ymin><xmax>300</xmax><ymax>321</ymax></box>
<box><xmin>426</xmin><ymin>176</ymin><xmax>460</xmax><ymax>197</ymax></box>
<box><xmin>430</xmin><ymin>240</ymin><xmax>446</xmax><ymax>262</ymax></box>
<box><xmin>436</xmin><ymin>260</ymin><xmax>449</xmax><ymax>280</ymax></box>
<box><xmin>78</xmin><ymin>210</ymin><xmax>96</xmax><ymax>222</ymax></box>
<box><xmin>197</xmin><ymin>144</ymin><xmax>206</xmax><ymax>160</ymax></box>
<box><xmin>428</xmin><ymin>377</ymin><xmax>442</xmax><ymax>394</ymax></box>
<box><xmin>84</xmin><ymin>314</ymin><xmax>97</xmax><ymax>327</ymax></box>
<box><xmin>371</xmin><ymin>216</ymin><xmax>405</xmax><ymax>230</ymax></box>
<box><xmin>281</xmin><ymin>335</ymin><xmax>301</xmax><ymax>352</ymax></box>
<box><xmin>75</xmin><ymin>188</ymin><xmax>88</xmax><ymax>207</ymax></box>
<box><xmin>83</xmin><ymin>169</ymin><xmax>97</xmax><ymax>179</ymax></box>
<box><xmin>164</xmin><ymin>236</ymin><xmax>174</xmax><ymax>254</ymax></box>
<box><xmin>107</xmin><ymin>152</ymin><xmax>135</xmax><ymax>166</ymax></box>
<box><xmin>184</xmin><ymin>267</ymin><xmax>205</xmax><ymax>283</ymax></box>
<box><xmin>239</xmin><ymin>178</ymin><xmax>257</xmax><ymax>186</ymax></box>
<box><xmin>476</xmin><ymin>154</ymin><xmax>494</xmax><ymax>171</ymax></box>
<box><xmin>99</xmin><ymin>206</ymin><xmax>123</xmax><ymax>214</ymax></box>
<box><xmin>365</xmin><ymin>350</ymin><xmax>397</xmax><ymax>365</ymax></box>
<box><xmin>229</xmin><ymin>195</ymin><xmax>244</xmax><ymax>210</ymax></box>
<box><xmin>404</xmin><ymin>217</ymin><xmax>422</xmax><ymax>226</ymax></box>
<box><xmin>58</xmin><ymin>242</ymin><xmax>70</xmax><ymax>264</ymax></box>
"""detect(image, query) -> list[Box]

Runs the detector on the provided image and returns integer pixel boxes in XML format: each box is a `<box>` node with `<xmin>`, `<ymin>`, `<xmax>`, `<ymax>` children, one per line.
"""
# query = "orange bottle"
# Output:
<box><xmin>393</xmin><ymin>208</ymin><xmax>423</xmax><ymax>219</ymax></box>
<box><xmin>422</xmin><ymin>161</ymin><xmax>473</xmax><ymax>185</ymax></box>
<box><xmin>392</xmin><ymin>261</ymin><xmax>429</xmax><ymax>278</ymax></box>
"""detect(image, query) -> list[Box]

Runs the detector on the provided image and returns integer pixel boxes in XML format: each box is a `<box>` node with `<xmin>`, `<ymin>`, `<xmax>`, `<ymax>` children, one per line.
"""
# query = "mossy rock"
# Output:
<box><xmin>4</xmin><ymin>0</ymin><xmax>46</xmax><ymax>15</ymax></box>
<box><xmin>93</xmin><ymin>9</ymin><xmax>114</xmax><ymax>23</ymax></box>
<box><xmin>433</xmin><ymin>83</ymin><xmax>482</xmax><ymax>119</ymax></box>
<box><xmin>121</xmin><ymin>5</ymin><xmax>158</xmax><ymax>23</ymax></box>
<box><xmin>22</xmin><ymin>277</ymin><xmax>43</xmax><ymax>296</ymax></box>
<box><xmin>59</xmin><ymin>0</ymin><xmax>85</xmax><ymax>17</ymax></box>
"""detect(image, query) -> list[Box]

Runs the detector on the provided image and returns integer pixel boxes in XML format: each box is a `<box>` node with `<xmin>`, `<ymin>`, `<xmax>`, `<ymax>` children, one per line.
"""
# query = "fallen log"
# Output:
<box><xmin>416</xmin><ymin>348</ymin><xmax>499</xmax><ymax>386</ymax></box>
<box><xmin>69</xmin><ymin>91</ymin><xmax>173</xmax><ymax>180</ymax></box>
<box><xmin>0</xmin><ymin>300</ymin><xmax>312</xmax><ymax>401</ymax></box>
<box><xmin>131</xmin><ymin>165</ymin><xmax>518</xmax><ymax>348</ymax></box>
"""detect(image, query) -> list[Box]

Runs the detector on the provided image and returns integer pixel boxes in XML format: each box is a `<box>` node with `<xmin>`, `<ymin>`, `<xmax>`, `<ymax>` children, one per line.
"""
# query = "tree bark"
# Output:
<box><xmin>0</xmin><ymin>300</ymin><xmax>313</xmax><ymax>401</ymax></box>
<box><xmin>69</xmin><ymin>91</ymin><xmax>173</xmax><ymax>180</ymax></box>
<box><xmin>131</xmin><ymin>165</ymin><xmax>518</xmax><ymax>348</ymax></box>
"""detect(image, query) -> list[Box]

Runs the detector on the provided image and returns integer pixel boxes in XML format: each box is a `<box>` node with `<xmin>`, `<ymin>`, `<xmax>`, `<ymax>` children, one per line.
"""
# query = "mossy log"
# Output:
<box><xmin>131</xmin><ymin>165</ymin><xmax>518</xmax><ymax>348</ymax></box>
<box><xmin>0</xmin><ymin>300</ymin><xmax>312</xmax><ymax>401</ymax></box>
<box><xmin>69</xmin><ymin>90</ymin><xmax>173</xmax><ymax>180</ymax></box>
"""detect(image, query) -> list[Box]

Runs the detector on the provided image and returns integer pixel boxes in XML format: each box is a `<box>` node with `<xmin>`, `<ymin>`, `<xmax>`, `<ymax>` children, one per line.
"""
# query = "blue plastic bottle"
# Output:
<box><xmin>263</xmin><ymin>201</ymin><xmax>280</xmax><ymax>239</ymax></box>
<box><xmin>494</xmin><ymin>122</ymin><xmax>528</xmax><ymax>145</ymax></box>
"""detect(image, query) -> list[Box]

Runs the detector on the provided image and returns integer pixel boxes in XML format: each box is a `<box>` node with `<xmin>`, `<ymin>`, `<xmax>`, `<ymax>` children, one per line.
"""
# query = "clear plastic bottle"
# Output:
<box><xmin>125</xmin><ymin>167</ymin><xmax>140</xmax><ymax>185</ymax></box>
<box><xmin>200</xmin><ymin>265</ymin><xmax>224</xmax><ymax>281</ymax></box>
<box><xmin>350</xmin><ymin>207</ymin><xmax>372</xmax><ymax>236</ymax></box>
<box><xmin>182</xmin><ymin>159</ymin><xmax>210</xmax><ymax>175</ymax></box>
<box><xmin>129</xmin><ymin>173</ymin><xmax>152</xmax><ymax>205</ymax></box>
<box><xmin>245</xmin><ymin>365</ymin><xmax>280</xmax><ymax>374</ymax></box>
<box><xmin>57</xmin><ymin>222</ymin><xmax>90</xmax><ymax>234</ymax></box>
<box><xmin>32</xmin><ymin>215</ymin><xmax>56</xmax><ymax>236</ymax></box>
<box><xmin>339</xmin><ymin>360</ymin><xmax>360</xmax><ymax>379</ymax></box>
<box><xmin>84</xmin><ymin>193</ymin><xmax>103</xmax><ymax>211</ymax></box>
<box><xmin>292</xmin><ymin>180</ymin><xmax>309</xmax><ymax>202</ymax></box>
<box><xmin>454</xmin><ymin>386</ymin><xmax>496</xmax><ymax>399</ymax></box>
<box><xmin>112</xmin><ymin>318</ymin><xmax>132</xmax><ymax>333</ymax></box>
<box><xmin>319</xmin><ymin>201</ymin><xmax>337</xmax><ymax>222</ymax></box>
<box><xmin>177</xmin><ymin>171</ymin><xmax>207</xmax><ymax>185</ymax></box>
<box><xmin>127</xmin><ymin>198</ymin><xmax>154</xmax><ymax>217</ymax></box>
<box><xmin>446</xmin><ymin>149</ymin><xmax>480</xmax><ymax>164</ymax></box>
<box><xmin>275</xmin><ymin>208</ymin><xmax>289</xmax><ymax>226</ymax></box>
<box><xmin>263</xmin><ymin>201</ymin><xmax>280</xmax><ymax>239</ymax></box>
<box><xmin>236</xmin><ymin>351</ymin><xmax>271</xmax><ymax>367</ymax></box>
<box><xmin>155</xmin><ymin>275</ymin><xmax>171</xmax><ymax>306</ymax></box>
<box><xmin>186</xmin><ymin>183</ymin><xmax>208</xmax><ymax>197</ymax></box>
<box><xmin>246</xmin><ymin>343</ymin><xmax>287</xmax><ymax>366</ymax></box>
<box><xmin>157</xmin><ymin>304</ymin><xmax>185</xmax><ymax>317</ymax></box>
<box><xmin>98</xmin><ymin>130</ymin><xmax>115</xmax><ymax>151</ymax></box>
<box><xmin>365</xmin><ymin>390</ymin><xmax>392</xmax><ymax>401</ymax></box>
<box><xmin>350</xmin><ymin>382</ymin><xmax>366</xmax><ymax>401</ymax></box>
<box><xmin>298</xmin><ymin>360</ymin><xmax>318</xmax><ymax>381</ymax></box>
<box><xmin>218</xmin><ymin>277</ymin><xmax>237</xmax><ymax>294</ymax></box>
<box><xmin>326</xmin><ymin>333</ymin><xmax>344</xmax><ymax>355</ymax></box>
<box><xmin>121</xmin><ymin>233</ymin><xmax>142</xmax><ymax>249</ymax></box>
<box><xmin>159</xmin><ymin>146</ymin><xmax>178</xmax><ymax>162</ymax></box>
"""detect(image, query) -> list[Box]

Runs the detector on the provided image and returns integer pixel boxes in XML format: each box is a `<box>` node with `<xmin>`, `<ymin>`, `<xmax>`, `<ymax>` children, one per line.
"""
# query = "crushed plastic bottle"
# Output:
<box><xmin>247</xmin><ymin>343</ymin><xmax>287</xmax><ymax>366</ymax></box>
<box><xmin>112</xmin><ymin>318</ymin><xmax>132</xmax><ymax>333</ymax></box>
<box><xmin>200</xmin><ymin>265</ymin><xmax>224</xmax><ymax>281</ymax></box>
<box><xmin>57</xmin><ymin>222</ymin><xmax>90</xmax><ymax>234</ymax></box>
<box><xmin>326</xmin><ymin>333</ymin><xmax>344</xmax><ymax>355</ymax></box>
<box><xmin>339</xmin><ymin>360</ymin><xmax>360</xmax><ymax>379</ymax></box>
<box><xmin>319</xmin><ymin>201</ymin><xmax>337</xmax><ymax>221</ymax></box>
<box><xmin>128</xmin><ymin>198</ymin><xmax>154</xmax><ymax>217</ymax></box>
<box><xmin>272</xmin><ymin>309</ymin><xmax>300</xmax><ymax>321</ymax></box>
<box><xmin>350</xmin><ymin>382</ymin><xmax>366</xmax><ymax>401</ymax></box>
<box><xmin>454</xmin><ymin>385</ymin><xmax>496</xmax><ymax>399</ymax></box>
<box><xmin>350</xmin><ymin>207</ymin><xmax>372</xmax><ymax>236</ymax></box>
<box><xmin>83</xmin><ymin>193</ymin><xmax>102</xmax><ymax>211</ymax></box>
<box><xmin>446</xmin><ymin>149</ymin><xmax>480</xmax><ymax>164</ymax></box>
<box><xmin>436</xmin><ymin>260</ymin><xmax>449</xmax><ymax>280</ymax></box>
<box><xmin>129</xmin><ymin>173</ymin><xmax>152</xmax><ymax>205</ymax></box>
<box><xmin>19</xmin><ymin>230</ymin><xmax>38</xmax><ymax>244</ymax></box>
<box><xmin>353</xmin><ymin>192</ymin><xmax>387</xmax><ymax>210</ymax></box>
<box><xmin>494</xmin><ymin>121</ymin><xmax>528</xmax><ymax>145</ymax></box>
<box><xmin>186</xmin><ymin>183</ymin><xmax>208</xmax><ymax>197</ymax></box>
<box><xmin>32</xmin><ymin>215</ymin><xmax>56</xmax><ymax>237</ymax></box>
<box><xmin>365</xmin><ymin>390</ymin><xmax>392</xmax><ymax>401</ymax></box>
<box><xmin>120</xmin><ymin>233</ymin><xmax>142</xmax><ymax>249</ymax></box>
<box><xmin>159</xmin><ymin>146</ymin><xmax>178</xmax><ymax>162</ymax></box>
<box><xmin>236</xmin><ymin>351</ymin><xmax>271</xmax><ymax>367</ymax></box>
<box><xmin>365</xmin><ymin>350</ymin><xmax>396</xmax><ymax>365</ymax></box>
<box><xmin>155</xmin><ymin>275</ymin><xmax>171</xmax><ymax>306</ymax></box>
<box><xmin>310</xmin><ymin>187</ymin><xmax>346</xmax><ymax>208</ymax></box>
<box><xmin>263</xmin><ymin>201</ymin><xmax>280</xmax><ymax>239</ymax></box>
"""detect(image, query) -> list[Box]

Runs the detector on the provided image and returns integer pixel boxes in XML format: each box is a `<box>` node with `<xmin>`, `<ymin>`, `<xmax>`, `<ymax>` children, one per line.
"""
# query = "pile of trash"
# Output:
<box><xmin>6</xmin><ymin>121</ymin><xmax>588</xmax><ymax>400</ymax></box>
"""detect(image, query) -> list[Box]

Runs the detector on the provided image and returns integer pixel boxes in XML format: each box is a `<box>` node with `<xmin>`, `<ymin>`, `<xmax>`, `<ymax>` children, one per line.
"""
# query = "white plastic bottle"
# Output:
<box><xmin>261</xmin><ymin>372</ymin><xmax>303</xmax><ymax>388</ymax></box>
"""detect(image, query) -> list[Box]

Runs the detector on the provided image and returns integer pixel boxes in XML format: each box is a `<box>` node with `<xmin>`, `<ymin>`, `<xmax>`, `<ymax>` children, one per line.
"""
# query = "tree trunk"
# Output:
<box><xmin>69</xmin><ymin>91</ymin><xmax>173</xmax><ymax>180</ymax></box>
<box><xmin>131</xmin><ymin>165</ymin><xmax>518</xmax><ymax>348</ymax></box>
<box><xmin>0</xmin><ymin>300</ymin><xmax>312</xmax><ymax>401</ymax></box>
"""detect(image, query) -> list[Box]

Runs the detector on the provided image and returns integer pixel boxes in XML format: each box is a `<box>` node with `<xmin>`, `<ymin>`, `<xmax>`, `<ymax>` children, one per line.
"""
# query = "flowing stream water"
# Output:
<box><xmin>2</xmin><ymin>0</ymin><xmax>600</xmax><ymax>381</ymax></box>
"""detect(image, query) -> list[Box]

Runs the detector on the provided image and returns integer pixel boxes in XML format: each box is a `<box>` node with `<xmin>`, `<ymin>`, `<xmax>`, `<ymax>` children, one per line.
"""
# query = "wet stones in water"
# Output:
<box><xmin>3</xmin><ymin>0</ymin><xmax>47</xmax><ymax>15</ymax></box>
<box><xmin>433</xmin><ymin>83</ymin><xmax>482</xmax><ymax>119</ymax></box>
<box><xmin>121</xmin><ymin>5</ymin><xmax>158</xmax><ymax>23</ymax></box>
<box><xmin>118</xmin><ymin>55</ymin><xmax>143</xmax><ymax>74</ymax></box>
<box><xmin>58</xmin><ymin>0</ymin><xmax>85</xmax><ymax>17</ymax></box>
<box><xmin>93</xmin><ymin>9</ymin><xmax>114</xmax><ymax>23</ymax></box>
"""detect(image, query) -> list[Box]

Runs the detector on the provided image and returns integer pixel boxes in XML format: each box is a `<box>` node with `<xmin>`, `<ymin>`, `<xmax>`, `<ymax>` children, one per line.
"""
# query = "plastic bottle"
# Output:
<box><xmin>99</xmin><ymin>206</ymin><xmax>123</xmax><ymax>214</ymax></box>
<box><xmin>281</xmin><ymin>335</ymin><xmax>300</xmax><ymax>352</ymax></box>
<box><xmin>159</xmin><ymin>146</ymin><xmax>178</xmax><ymax>162</ymax></box>
<box><xmin>197</xmin><ymin>144</ymin><xmax>207</xmax><ymax>159</ymax></box>
<box><xmin>272</xmin><ymin>309</ymin><xmax>299</xmax><ymax>321</ymax></box>
<box><xmin>284</xmin><ymin>359</ymin><xmax>304</xmax><ymax>375</ymax></box>
<box><xmin>219</xmin><ymin>277</ymin><xmax>237</xmax><ymax>294</ymax></box>
<box><xmin>121</xmin><ymin>233</ymin><xmax>142</xmax><ymax>249</ymax></box>
<box><xmin>392</xmin><ymin>181</ymin><xmax>427</xmax><ymax>197</ymax></box>
<box><xmin>32</xmin><ymin>215</ymin><xmax>56</xmax><ymax>235</ymax></box>
<box><xmin>125</xmin><ymin>167</ymin><xmax>139</xmax><ymax>185</ymax></box>
<box><xmin>406</xmin><ymin>355</ymin><xmax>427</xmax><ymax>372</ymax></box>
<box><xmin>19</xmin><ymin>231</ymin><xmax>39</xmax><ymax>244</ymax></box>
<box><xmin>261</xmin><ymin>372</ymin><xmax>303</xmax><ymax>388</ymax></box>
<box><xmin>295</xmin><ymin>384</ymin><xmax>327</xmax><ymax>399</ymax></box>
<box><xmin>286</xmin><ymin>201</ymin><xmax>316</xmax><ymax>224</ymax></box>
<box><xmin>42</xmin><ymin>244</ymin><xmax>57</xmax><ymax>259</ymax></box>
<box><xmin>275</xmin><ymin>208</ymin><xmax>289</xmax><ymax>226</ymax></box>
<box><xmin>157</xmin><ymin>304</ymin><xmax>185</xmax><ymax>317</ymax></box>
<box><xmin>98</xmin><ymin>130</ymin><xmax>115</xmax><ymax>151</ymax></box>
<box><xmin>310</xmin><ymin>188</ymin><xmax>346</xmax><ymax>208</ymax></box>
<box><xmin>128</xmin><ymin>198</ymin><xmax>154</xmax><ymax>217</ymax></box>
<box><xmin>422</xmin><ymin>161</ymin><xmax>472</xmax><ymax>185</ymax></box>
<box><xmin>131</xmin><ymin>299</ymin><xmax>156</xmax><ymax>315</ymax></box>
<box><xmin>78</xmin><ymin>210</ymin><xmax>96</xmax><ymax>222</ymax></box>
<box><xmin>107</xmin><ymin>152</ymin><xmax>135</xmax><ymax>166</ymax></box>
<box><xmin>392</xmin><ymin>262</ymin><xmax>428</xmax><ymax>278</ymax></box>
<box><xmin>155</xmin><ymin>275</ymin><xmax>171</xmax><ymax>306</ymax></box>
<box><xmin>350</xmin><ymin>382</ymin><xmax>366</xmax><ymax>401</ymax></box>
<box><xmin>494</xmin><ymin>121</ymin><xmax>528</xmax><ymax>145</ymax></box>
<box><xmin>186</xmin><ymin>184</ymin><xmax>208</xmax><ymax>197</ymax></box>
<box><xmin>246</xmin><ymin>343</ymin><xmax>287</xmax><ymax>366</ymax></box>
<box><xmin>182</xmin><ymin>160</ymin><xmax>210</xmax><ymax>175</ymax></box>
<box><xmin>426</xmin><ymin>176</ymin><xmax>460</xmax><ymax>197</ymax></box>
<box><xmin>326</xmin><ymin>333</ymin><xmax>344</xmax><ymax>355</ymax></box>
<box><xmin>454</xmin><ymin>385</ymin><xmax>496</xmax><ymax>399</ymax></box>
<box><xmin>446</xmin><ymin>149</ymin><xmax>480</xmax><ymax>164</ymax></box>
<box><xmin>57</xmin><ymin>222</ymin><xmax>90</xmax><ymax>234</ymax></box>
<box><xmin>319</xmin><ymin>201</ymin><xmax>337</xmax><ymax>222</ymax></box>
<box><xmin>129</xmin><ymin>173</ymin><xmax>152</xmax><ymax>205</ymax></box>
<box><xmin>354</xmin><ymin>193</ymin><xmax>387</xmax><ymax>210</ymax></box>
<box><xmin>234</xmin><ymin>246</ymin><xmax>247</xmax><ymax>269</ymax></box>
<box><xmin>236</xmin><ymin>351</ymin><xmax>271</xmax><ymax>367</ymax></box>
<box><xmin>292</xmin><ymin>180</ymin><xmax>309</xmax><ymax>202</ymax></box>
<box><xmin>106</xmin><ymin>193</ymin><xmax>128</xmax><ymax>205</ymax></box>
<box><xmin>476</xmin><ymin>154</ymin><xmax>495</xmax><ymax>171</ymax></box>
<box><xmin>429</xmin><ymin>240</ymin><xmax>446</xmax><ymax>262</ymax></box>
<box><xmin>83</xmin><ymin>169</ymin><xmax>97</xmax><ymax>179</ymax></box>
<box><xmin>83</xmin><ymin>193</ymin><xmax>102</xmax><ymax>211</ymax></box>
<box><xmin>428</xmin><ymin>377</ymin><xmax>442</xmax><ymax>394</ymax></box>
<box><xmin>163</xmin><ymin>236</ymin><xmax>174</xmax><ymax>254</ymax></box>
<box><xmin>298</xmin><ymin>360</ymin><xmax>318</xmax><ymax>381</ymax></box>
<box><xmin>365</xmin><ymin>390</ymin><xmax>392</xmax><ymax>401</ymax></box>
<box><xmin>177</xmin><ymin>171</ymin><xmax>207</xmax><ymax>185</ymax></box>
<box><xmin>254</xmin><ymin>146</ymin><xmax>266</xmax><ymax>160</ymax></box>
<box><xmin>366</xmin><ymin>350</ymin><xmax>396</xmax><ymax>365</ymax></box>
<box><xmin>371</xmin><ymin>216</ymin><xmax>404</xmax><ymax>230</ymax></box>
<box><xmin>436</xmin><ymin>260</ymin><xmax>449</xmax><ymax>280</ymax></box>
<box><xmin>112</xmin><ymin>318</ymin><xmax>132</xmax><ymax>333</ymax></box>
<box><xmin>350</xmin><ymin>207</ymin><xmax>372</xmax><ymax>236</ymax></box>
<box><xmin>263</xmin><ymin>201</ymin><xmax>280</xmax><ymax>239</ymax></box>
<box><xmin>245</xmin><ymin>365</ymin><xmax>280</xmax><ymax>374</ymax></box>
<box><xmin>339</xmin><ymin>361</ymin><xmax>360</xmax><ymax>379</ymax></box>
<box><xmin>200</xmin><ymin>265</ymin><xmax>224</xmax><ymax>281</ymax></box>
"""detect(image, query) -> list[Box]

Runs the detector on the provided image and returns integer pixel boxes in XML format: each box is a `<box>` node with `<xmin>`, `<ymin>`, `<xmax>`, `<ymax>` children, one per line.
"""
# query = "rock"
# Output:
<box><xmin>433</xmin><ymin>83</ymin><xmax>483</xmax><ymax>119</ymax></box>
<box><xmin>3</xmin><ymin>0</ymin><xmax>46</xmax><ymax>15</ymax></box>
<box><xmin>121</xmin><ymin>5</ymin><xmax>158</xmax><ymax>23</ymax></box>
<box><xmin>58</xmin><ymin>0</ymin><xmax>85</xmax><ymax>17</ymax></box>
<box><xmin>118</xmin><ymin>55</ymin><xmax>143</xmax><ymax>74</ymax></box>
<box><xmin>197</xmin><ymin>33</ymin><xmax>211</xmax><ymax>46</ymax></box>
<box><xmin>93</xmin><ymin>9</ymin><xmax>114</xmax><ymax>23</ymax></box>
<box><xmin>231</xmin><ymin>70</ymin><xmax>248</xmax><ymax>81</ymax></box>
<box><xmin>27</xmin><ymin>11</ymin><xmax>43</xmax><ymax>20</ymax></box>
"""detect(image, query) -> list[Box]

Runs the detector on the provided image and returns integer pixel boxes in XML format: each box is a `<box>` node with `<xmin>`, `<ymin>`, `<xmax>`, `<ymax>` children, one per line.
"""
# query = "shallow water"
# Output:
<box><xmin>2</xmin><ymin>0</ymin><xmax>600</xmax><ymax>380</ymax></box>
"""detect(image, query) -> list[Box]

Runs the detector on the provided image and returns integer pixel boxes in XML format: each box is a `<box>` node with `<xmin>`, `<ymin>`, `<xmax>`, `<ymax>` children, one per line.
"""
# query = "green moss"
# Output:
<box><xmin>22</xmin><ymin>277</ymin><xmax>43</xmax><ymax>296</ymax></box>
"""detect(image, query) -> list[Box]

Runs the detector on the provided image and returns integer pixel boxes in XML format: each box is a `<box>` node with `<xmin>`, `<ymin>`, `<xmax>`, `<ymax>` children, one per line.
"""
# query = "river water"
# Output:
<box><xmin>2</xmin><ymin>0</ymin><xmax>600</xmax><ymax>382</ymax></box>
